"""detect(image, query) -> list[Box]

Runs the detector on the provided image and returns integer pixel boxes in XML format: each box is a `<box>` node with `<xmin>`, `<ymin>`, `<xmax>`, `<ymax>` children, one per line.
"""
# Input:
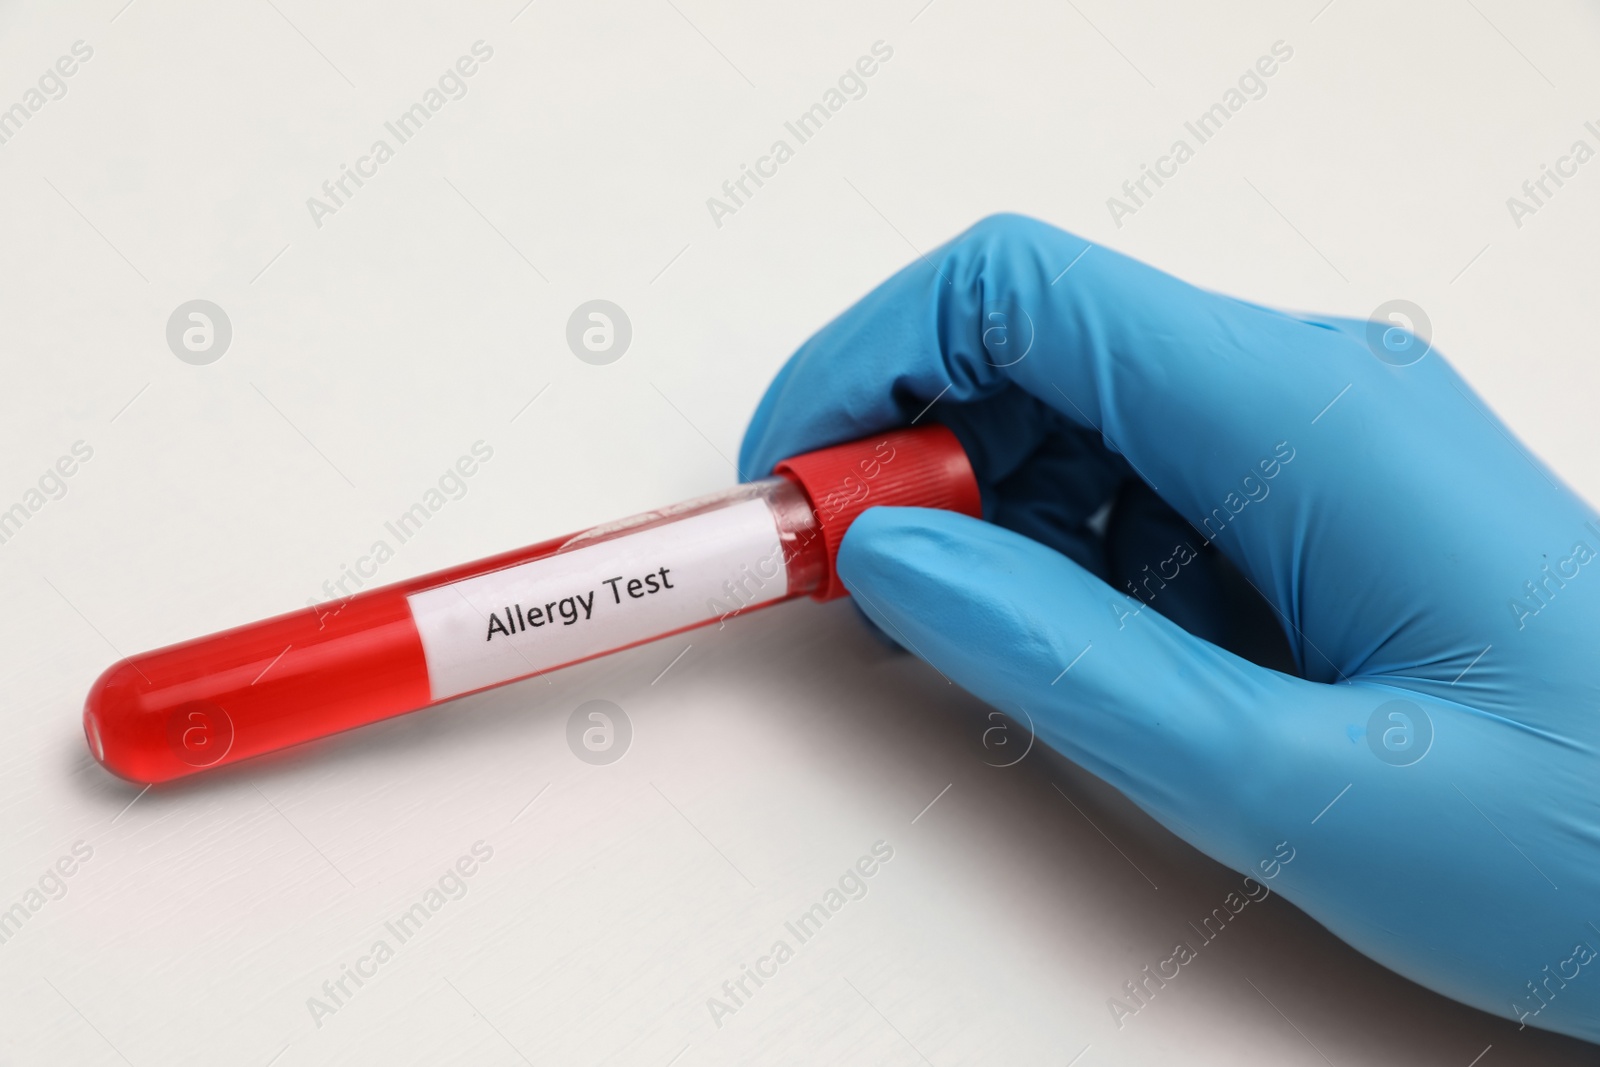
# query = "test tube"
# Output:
<box><xmin>84</xmin><ymin>425</ymin><xmax>981</xmax><ymax>783</ymax></box>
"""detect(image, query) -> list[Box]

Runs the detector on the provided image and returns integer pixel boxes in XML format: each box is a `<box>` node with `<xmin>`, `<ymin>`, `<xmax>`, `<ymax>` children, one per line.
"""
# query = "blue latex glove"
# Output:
<box><xmin>740</xmin><ymin>214</ymin><xmax>1600</xmax><ymax>1042</ymax></box>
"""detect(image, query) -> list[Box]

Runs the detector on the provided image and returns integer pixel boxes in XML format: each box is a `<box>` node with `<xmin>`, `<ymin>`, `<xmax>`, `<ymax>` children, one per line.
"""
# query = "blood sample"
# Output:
<box><xmin>84</xmin><ymin>425</ymin><xmax>980</xmax><ymax>784</ymax></box>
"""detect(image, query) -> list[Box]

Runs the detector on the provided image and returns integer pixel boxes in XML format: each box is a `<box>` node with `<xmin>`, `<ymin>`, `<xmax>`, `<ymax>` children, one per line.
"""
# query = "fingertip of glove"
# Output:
<box><xmin>837</xmin><ymin>508</ymin><xmax>1103</xmax><ymax>661</ymax></box>
<box><xmin>836</xmin><ymin>506</ymin><xmax>1005</xmax><ymax>596</ymax></box>
<box><xmin>835</xmin><ymin>507</ymin><xmax>999</xmax><ymax>656</ymax></box>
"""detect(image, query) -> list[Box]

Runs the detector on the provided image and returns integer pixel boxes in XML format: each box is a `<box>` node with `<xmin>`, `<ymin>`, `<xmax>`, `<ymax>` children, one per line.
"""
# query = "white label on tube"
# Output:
<box><xmin>407</xmin><ymin>497</ymin><xmax>789</xmax><ymax>700</ymax></box>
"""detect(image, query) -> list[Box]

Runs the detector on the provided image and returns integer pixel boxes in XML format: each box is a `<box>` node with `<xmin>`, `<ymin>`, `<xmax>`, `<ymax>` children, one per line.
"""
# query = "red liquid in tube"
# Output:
<box><xmin>84</xmin><ymin>426</ymin><xmax>981</xmax><ymax>784</ymax></box>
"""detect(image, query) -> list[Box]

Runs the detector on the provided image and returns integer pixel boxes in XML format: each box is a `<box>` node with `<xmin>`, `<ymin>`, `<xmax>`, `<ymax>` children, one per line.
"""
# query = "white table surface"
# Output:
<box><xmin>2</xmin><ymin>0</ymin><xmax>1598</xmax><ymax>1063</ymax></box>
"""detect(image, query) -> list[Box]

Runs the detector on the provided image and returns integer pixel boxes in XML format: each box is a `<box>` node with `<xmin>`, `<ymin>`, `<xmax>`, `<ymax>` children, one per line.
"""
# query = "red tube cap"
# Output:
<box><xmin>774</xmin><ymin>424</ymin><xmax>982</xmax><ymax>601</ymax></box>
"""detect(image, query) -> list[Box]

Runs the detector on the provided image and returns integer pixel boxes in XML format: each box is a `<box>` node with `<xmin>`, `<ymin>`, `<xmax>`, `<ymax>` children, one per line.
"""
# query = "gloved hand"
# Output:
<box><xmin>740</xmin><ymin>214</ymin><xmax>1600</xmax><ymax>1043</ymax></box>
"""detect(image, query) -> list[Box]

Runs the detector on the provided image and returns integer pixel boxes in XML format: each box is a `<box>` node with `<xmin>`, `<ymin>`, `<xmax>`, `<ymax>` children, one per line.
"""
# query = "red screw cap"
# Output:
<box><xmin>774</xmin><ymin>424</ymin><xmax>982</xmax><ymax>601</ymax></box>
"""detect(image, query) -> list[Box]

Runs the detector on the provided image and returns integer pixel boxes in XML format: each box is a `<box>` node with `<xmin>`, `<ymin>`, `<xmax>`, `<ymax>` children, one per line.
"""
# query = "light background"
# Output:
<box><xmin>1</xmin><ymin>0</ymin><xmax>1597</xmax><ymax>1063</ymax></box>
